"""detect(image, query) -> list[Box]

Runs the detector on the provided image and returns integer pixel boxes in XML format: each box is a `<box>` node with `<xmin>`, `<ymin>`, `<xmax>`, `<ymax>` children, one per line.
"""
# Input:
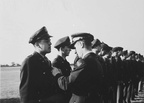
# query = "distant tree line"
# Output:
<box><xmin>1</xmin><ymin>62</ymin><xmax>21</xmax><ymax>67</ymax></box>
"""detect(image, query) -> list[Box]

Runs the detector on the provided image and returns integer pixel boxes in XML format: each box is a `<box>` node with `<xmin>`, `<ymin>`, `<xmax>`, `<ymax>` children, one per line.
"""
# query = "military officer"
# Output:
<box><xmin>19</xmin><ymin>26</ymin><xmax>62</xmax><ymax>103</ymax></box>
<box><xmin>111</xmin><ymin>46</ymin><xmax>124</xmax><ymax>103</ymax></box>
<box><xmin>111</xmin><ymin>46</ymin><xmax>123</xmax><ymax>57</ymax></box>
<box><xmin>91</xmin><ymin>38</ymin><xmax>102</xmax><ymax>55</ymax></box>
<box><xmin>53</xmin><ymin>36</ymin><xmax>72</xmax><ymax>76</ymax></box>
<box><xmin>52</xmin><ymin>36</ymin><xmax>72</xmax><ymax>103</ymax></box>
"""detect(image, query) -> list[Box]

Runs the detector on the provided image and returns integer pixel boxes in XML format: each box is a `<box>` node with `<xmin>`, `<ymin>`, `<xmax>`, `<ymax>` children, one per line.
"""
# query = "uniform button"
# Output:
<box><xmin>43</xmin><ymin>72</ymin><xmax>46</xmax><ymax>74</ymax></box>
<box><xmin>38</xmin><ymin>99</ymin><xmax>41</xmax><ymax>102</ymax></box>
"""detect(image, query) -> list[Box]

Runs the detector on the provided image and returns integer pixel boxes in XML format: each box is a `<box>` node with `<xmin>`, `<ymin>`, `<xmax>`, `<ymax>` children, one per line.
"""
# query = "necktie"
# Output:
<box><xmin>44</xmin><ymin>56</ymin><xmax>51</xmax><ymax>66</ymax></box>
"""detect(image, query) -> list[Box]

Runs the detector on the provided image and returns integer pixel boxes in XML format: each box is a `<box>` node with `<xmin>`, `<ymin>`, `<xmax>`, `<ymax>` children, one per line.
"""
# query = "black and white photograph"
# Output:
<box><xmin>0</xmin><ymin>0</ymin><xmax>144</xmax><ymax>103</ymax></box>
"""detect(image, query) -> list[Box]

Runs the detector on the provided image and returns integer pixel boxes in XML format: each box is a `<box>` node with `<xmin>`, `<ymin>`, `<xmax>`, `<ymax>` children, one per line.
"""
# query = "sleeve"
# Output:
<box><xmin>20</xmin><ymin>56</ymin><xmax>41</xmax><ymax>91</ymax></box>
<box><xmin>57</xmin><ymin>59</ymin><xmax>85</xmax><ymax>91</ymax></box>
<box><xmin>20</xmin><ymin>59</ymin><xmax>29</xmax><ymax>89</ymax></box>
<box><xmin>19</xmin><ymin>57</ymin><xmax>30</xmax><ymax>99</ymax></box>
<box><xmin>52</xmin><ymin>58</ymin><xmax>62</xmax><ymax>69</ymax></box>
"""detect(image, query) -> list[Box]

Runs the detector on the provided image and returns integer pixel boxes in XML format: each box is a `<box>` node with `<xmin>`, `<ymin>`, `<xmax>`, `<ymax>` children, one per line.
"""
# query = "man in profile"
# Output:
<box><xmin>19</xmin><ymin>26</ymin><xmax>62</xmax><ymax>103</ymax></box>
<box><xmin>52</xmin><ymin>36</ymin><xmax>72</xmax><ymax>103</ymax></box>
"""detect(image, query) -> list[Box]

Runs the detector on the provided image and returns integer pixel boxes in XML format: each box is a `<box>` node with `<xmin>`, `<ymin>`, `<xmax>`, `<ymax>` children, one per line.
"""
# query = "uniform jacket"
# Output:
<box><xmin>58</xmin><ymin>52</ymin><xmax>103</xmax><ymax>103</ymax></box>
<box><xmin>52</xmin><ymin>55</ymin><xmax>72</xmax><ymax>103</ymax></box>
<box><xmin>52</xmin><ymin>55</ymin><xmax>71</xmax><ymax>76</ymax></box>
<box><xmin>19</xmin><ymin>52</ymin><xmax>57</xmax><ymax>103</ymax></box>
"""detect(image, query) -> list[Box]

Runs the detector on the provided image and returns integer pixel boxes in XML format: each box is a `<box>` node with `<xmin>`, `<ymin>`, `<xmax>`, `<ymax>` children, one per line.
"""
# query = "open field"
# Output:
<box><xmin>0</xmin><ymin>65</ymin><xmax>74</xmax><ymax>103</ymax></box>
<box><xmin>0</xmin><ymin>67</ymin><xmax>20</xmax><ymax>101</ymax></box>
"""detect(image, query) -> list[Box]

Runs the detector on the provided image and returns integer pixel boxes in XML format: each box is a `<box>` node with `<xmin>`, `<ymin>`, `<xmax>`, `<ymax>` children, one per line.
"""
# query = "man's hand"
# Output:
<box><xmin>52</xmin><ymin>67</ymin><xmax>62</xmax><ymax>76</ymax></box>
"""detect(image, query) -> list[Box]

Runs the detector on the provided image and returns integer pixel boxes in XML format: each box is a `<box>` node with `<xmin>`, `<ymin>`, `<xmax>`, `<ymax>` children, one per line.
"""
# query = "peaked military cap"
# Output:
<box><xmin>70</xmin><ymin>33</ymin><xmax>94</xmax><ymax>49</ymax></box>
<box><xmin>112</xmin><ymin>47</ymin><xmax>123</xmax><ymax>52</ymax></box>
<box><xmin>54</xmin><ymin>36</ymin><xmax>71</xmax><ymax>49</ymax></box>
<box><xmin>92</xmin><ymin>39</ymin><xmax>101</xmax><ymax>48</ymax></box>
<box><xmin>29</xmin><ymin>26</ymin><xmax>52</xmax><ymax>44</ymax></box>
<box><xmin>101</xmin><ymin>43</ymin><xmax>112</xmax><ymax>52</ymax></box>
<box><xmin>128</xmin><ymin>51</ymin><xmax>135</xmax><ymax>56</ymax></box>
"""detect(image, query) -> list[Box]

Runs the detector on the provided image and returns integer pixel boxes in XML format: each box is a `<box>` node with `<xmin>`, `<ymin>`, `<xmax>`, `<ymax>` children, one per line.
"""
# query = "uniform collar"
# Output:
<box><xmin>34</xmin><ymin>51</ymin><xmax>48</xmax><ymax>60</ymax></box>
<box><xmin>82</xmin><ymin>51</ymin><xmax>93</xmax><ymax>59</ymax></box>
<box><xmin>57</xmin><ymin>55</ymin><xmax>66</xmax><ymax>61</ymax></box>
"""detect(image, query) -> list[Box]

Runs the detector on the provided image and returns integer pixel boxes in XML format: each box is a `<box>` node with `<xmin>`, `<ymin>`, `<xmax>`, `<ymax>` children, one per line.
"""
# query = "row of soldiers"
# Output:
<box><xmin>85</xmin><ymin>38</ymin><xmax>144</xmax><ymax>103</ymax></box>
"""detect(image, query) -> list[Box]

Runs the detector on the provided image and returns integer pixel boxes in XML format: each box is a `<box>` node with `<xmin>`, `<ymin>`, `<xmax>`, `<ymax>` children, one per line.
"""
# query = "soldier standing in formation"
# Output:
<box><xmin>91</xmin><ymin>38</ymin><xmax>144</xmax><ymax>103</ymax></box>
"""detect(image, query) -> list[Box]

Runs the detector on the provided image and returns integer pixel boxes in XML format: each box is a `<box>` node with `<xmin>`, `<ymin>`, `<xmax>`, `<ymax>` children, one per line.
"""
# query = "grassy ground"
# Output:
<box><xmin>0</xmin><ymin>98</ymin><xmax>20</xmax><ymax>103</ymax></box>
<box><xmin>0</xmin><ymin>67</ymin><xmax>20</xmax><ymax>103</ymax></box>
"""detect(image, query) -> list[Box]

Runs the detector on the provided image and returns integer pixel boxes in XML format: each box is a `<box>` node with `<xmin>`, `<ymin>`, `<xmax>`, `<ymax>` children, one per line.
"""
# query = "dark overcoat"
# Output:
<box><xmin>52</xmin><ymin>55</ymin><xmax>72</xmax><ymax>103</ymax></box>
<box><xmin>19</xmin><ymin>52</ymin><xmax>57</xmax><ymax>103</ymax></box>
<box><xmin>52</xmin><ymin>55</ymin><xmax>71</xmax><ymax>76</ymax></box>
<box><xmin>67</xmin><ymin>52</ymin><xmax>104</xmax><ymax>103</ymax></box>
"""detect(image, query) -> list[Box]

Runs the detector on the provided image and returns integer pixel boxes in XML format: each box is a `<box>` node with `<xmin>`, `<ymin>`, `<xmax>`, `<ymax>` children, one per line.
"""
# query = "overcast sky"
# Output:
<box><xmin>0</xmin><ymin>0</ymin><xmax>144</xmax><ymax>64</ymax></box>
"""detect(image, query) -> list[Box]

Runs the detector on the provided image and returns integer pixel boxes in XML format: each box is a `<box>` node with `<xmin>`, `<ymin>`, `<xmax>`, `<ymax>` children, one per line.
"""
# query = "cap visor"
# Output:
<box><xmin>69</xmin><ymin>43</ymin><xmax>75</xmax><ymax>49</ymax></box>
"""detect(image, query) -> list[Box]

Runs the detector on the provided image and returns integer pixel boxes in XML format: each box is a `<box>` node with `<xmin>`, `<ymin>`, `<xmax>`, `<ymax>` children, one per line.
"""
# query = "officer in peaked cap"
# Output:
<box><xmin>92</xmin><ymin>39</ymin><xmax>101</xmax><ymax>48</ymax></box>
<box><xmin>53</xmin><ymin>36</ymin><xmax>72</xmax><ymax>76</ymax></box>
<box><xmin>121</xmin><ymin>50</ymin><xmax>128</xmax><ymax>56</ymax></box>
<box><xmin>100</xmin><ymin>43</ymin><xmax>111</xmax><ymax>51</ymax></box>
<box><xmin>92</xmin><ymin>39</ymin><xmax>102</xmax><ymax>55</ymax></box>
<box><xmin>29</xmin><ymin>26</ymin><xmax>52</xmax><ymax>44</ymax></box>
<box><xmin>122</xmin><ymin>50</ymin><xmax>128</xmax><ymax>55</ymax></box>
<box><xmin>54</xmin><ymin>36</ymin><xmax>71</xmax><ymax>50</ymax></box>
<box><xmin>52</xmin><ymin>36</ymin><xmax>72</xmax><ymax>103</ymax></box>
<box><xmin>120</xmin><ymin>50</ymin><xmax>128</xmax><ymax>60</ymax></box>
<box><xmin>112</xmin><ymin>46</ymin><xmax>123</xmax><ymax>57</ymax></box>
<box><xmin>112</xmin><ymin>47</ymin><xmax>123</xmax><ymax>52</ymax></box>
<box><xmin>20</xmin><ymin>26</ymin><xmax>63</xmax><ymax>103</ymax></box>
<box><xmin>70</xmin><ymin>32</ymin><xmax>94</xmax><ymax>49</ymax></box>
<box><xmin>128</xmin><ymin>50</ymin><xmax>135</xmax><ymax>56</ymax></box>
<box><xmin>100</xmin><ymin>43</ymin><xmax>112</xmax><ymax>56</ymax></box>
<box><xmin>126</xmin><ymin>50</ymin><xmax>136</xmax><ymax>60</ymax></box>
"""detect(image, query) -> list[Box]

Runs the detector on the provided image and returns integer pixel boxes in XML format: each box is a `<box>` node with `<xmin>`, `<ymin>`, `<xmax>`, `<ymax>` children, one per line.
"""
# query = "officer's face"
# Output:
<box><xmin>100</xmin><ymin>50</ymin><xmax>106</xmax><ymax>56</ymax></box>
<box><xmin>74</xmin><ymin>41</ymin><xmax>83</xmax><ymax>58</ymax></box>
<box><xmin>92</xmin><ymin>48</ymin><xmax>100</xmax><ymax>55</ymax></box>
<box><xmin>111</xmin><ymin>52</ymin><xmax>117</xmax><ymax>57</ymax></box>
<box><xmin>120</xmin><ymin>55</ymin><xmax>125</xmax><ymax>61</ymax></box>
<box><xmin>117</xmin><ymin>51</ymin><xmax>122</xmax><ymax>56</ymax></box>
<box><xmin>38</xmin><ymin>38</ymin><xmax>52</xmax><ymax>54</ymax></box>
<box><xmin>62</xmin><ymin>46</ymin><xmax>71</xmax><ymax>56</ymax></box>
